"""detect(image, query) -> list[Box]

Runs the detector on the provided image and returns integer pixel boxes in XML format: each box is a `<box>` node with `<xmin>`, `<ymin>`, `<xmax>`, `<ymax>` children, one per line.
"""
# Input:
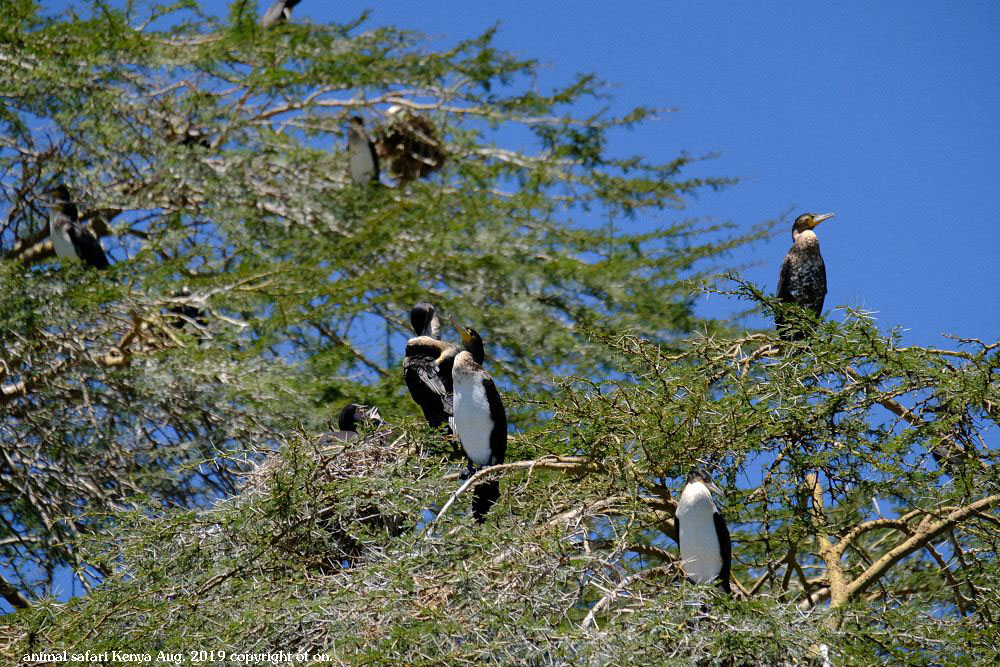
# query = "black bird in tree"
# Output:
<box><xmin>318</xmin><ymin>403</ymin><xmax>384</xmax><ymax>446</ymax></box>
<box><xmin>347</xmin><ymin>116</ymin><xmax>380</xmax><ymax>186</ymax></box>
<box><xmin>44</xmin><ymin>185</ymin><xmax>111</xmax><ymax>269</ymax></box>
<box><xmin>403</xmin><ymin>303</ymin><xmax>457</xmax><ymax>431</ymax></box>
<box><xmin>776</xmin><ymin>212</ymin><xmax>834</xmax><ymax>340</ymax></box>
<box><xmin>260</xmin><ymin>0</ymin><xmax>301</xmax><ymax>29</ymax></box>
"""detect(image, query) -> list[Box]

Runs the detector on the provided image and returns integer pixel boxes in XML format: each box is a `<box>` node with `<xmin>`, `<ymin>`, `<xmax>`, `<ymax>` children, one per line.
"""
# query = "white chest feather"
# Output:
<box><xmin>452</xmin><ymin>374</ymin><xmax>494</xmax><ymax>465</ymax></box>
<box><xmin>50</xmin><ymin>219</ymin><xmax>78</xmax><ymax>261</ymax></box>
<box><xmin>676</xmin><ymin>483</ymin><xmax>723</xmax><ymax>584</ymax></box>
<box><xmin>349</xmin><ymin>138</ymin><xmax>375</xmax><ymax>184</ymax></box>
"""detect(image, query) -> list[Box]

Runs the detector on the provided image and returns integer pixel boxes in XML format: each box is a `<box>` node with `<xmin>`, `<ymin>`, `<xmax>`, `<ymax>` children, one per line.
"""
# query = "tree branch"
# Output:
<box><xmin>805</xmin><ymin>474</ymin><xmax>847</xmax><ymax>607</ymax></box>
<box><xmin>840</xmin><ymin>494</ymin><xmax>1000</xmax><ymax>605</ymax></box>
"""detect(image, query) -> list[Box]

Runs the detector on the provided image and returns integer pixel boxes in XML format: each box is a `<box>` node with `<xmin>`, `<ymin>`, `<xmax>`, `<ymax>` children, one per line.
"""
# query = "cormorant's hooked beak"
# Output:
<box><xmin>449</xmin><ymin>316</ymin><xmax>474</xmax><ymax>345</ymax></box>
<box><xmin>810</xmin><ymin>212</ymin><xmax>834</xmax><ymax>228</ymax></box>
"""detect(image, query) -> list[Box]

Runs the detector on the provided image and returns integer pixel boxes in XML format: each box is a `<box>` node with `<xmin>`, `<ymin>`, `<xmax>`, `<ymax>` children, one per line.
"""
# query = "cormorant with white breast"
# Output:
<box><xmin>44</xmin><ymin>185</ymin><xmax>111</xmax><ymax>269</ymax></box>
<box><xmin>775</xmin><ymin>212</ymin><xmax>834</xmax><ymax>340</ymax></box>
<box><xmin>447</xmin><ymin>346</ymin><xmax>507</xmax><ymax>523</ymax></box>
<box><xmin>260</xmin><ymin>0</ymin><xmax>301</xmax><ymax>29</ymax></box>
<box><xmin>675</xmin><ymin>469</ymin><xmax>731</xmax><ymax>594</ymax></box>
<box><xmin>403</xmin><ymin>303</ymin><xmax>457</xmax><ymax>430</ymax></box>
<box><xmin>318</xmin><ymin>403</ymin><xmax>384</xmax><ymax>446</ymax></box>
<box><xmin>347</xmin><ymin>116</ymin><xmax>379</xmax><ymax>186</ymax></box>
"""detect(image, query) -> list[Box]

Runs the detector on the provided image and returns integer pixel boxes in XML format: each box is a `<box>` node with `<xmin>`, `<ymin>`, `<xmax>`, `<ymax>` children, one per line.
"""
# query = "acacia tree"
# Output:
<box><xmin>0</xmin><ymin>0</ymin><xmax>761</xmax><ymax>612</ymax></box>
<box><xmin>5</xmin><ymin>296</ymin><xmax>998</xmax><ymax>664</ymax></box>
<box><xmin>3</xmin><ymin>3</ymin><xmax>997</xmax><ymax>665</ymax></box>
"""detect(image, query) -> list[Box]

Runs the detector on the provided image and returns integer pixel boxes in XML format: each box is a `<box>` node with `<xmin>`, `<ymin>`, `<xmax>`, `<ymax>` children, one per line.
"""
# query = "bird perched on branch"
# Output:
<box><xmin>375</xmin><ymin>106</ymin><xmax>446</xmax><ymax>184</ymax></box>
<box><xmin>403</xmin><ymin>303</ymin><xmax>457</xmax><ymax>431</ymax></box>
<box><xmin>675</xmin><ymin>469</ymin><xmax>731</xmax><ymax>594</ymax></box>
<box><xmin>775</xmin><ymin>212</ymin><xmax>834</xmax><ymax>341</ymax></box>
<box><xmin>260</xmin><ymin>0</ymin><xmax>301</xmax><ymax>29</ymax></box>
<box><xmin>318</xmin><ymin>403</ymin><xmax>384</xmax><ymax>446</ymax></box>
<box><xmin>447</xmin><ymin>347</ymin><xmax>507</xmax><ymax>523</ymax></box>
<box><xmin>43</xmin><ymin>184</ymin><xmax>111</xmax><ymax>269</ymax></box>
<box><xmin>347</xmin><ymin>116</ymin><xmax>380</xmax><ymax>186</ymax></box>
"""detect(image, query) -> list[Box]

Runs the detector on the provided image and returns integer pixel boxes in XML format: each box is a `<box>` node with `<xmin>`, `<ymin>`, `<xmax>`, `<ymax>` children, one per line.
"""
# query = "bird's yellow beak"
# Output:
<box><xmin>450</xmin><ymin>316</ymin><xmax>473</xmax><ymax>345</ymax></box>
<box><xmin>811</xmin><ymin>213</ymin><xmax>835</xmax><ymax>228</ymax></box>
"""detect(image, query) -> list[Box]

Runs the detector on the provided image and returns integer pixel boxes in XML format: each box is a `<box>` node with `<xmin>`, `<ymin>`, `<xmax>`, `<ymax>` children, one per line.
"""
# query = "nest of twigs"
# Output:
<box><xmin>375</xmin><ymin>110</ymin><xmax>446</xmax><ymax>183</ymax></box>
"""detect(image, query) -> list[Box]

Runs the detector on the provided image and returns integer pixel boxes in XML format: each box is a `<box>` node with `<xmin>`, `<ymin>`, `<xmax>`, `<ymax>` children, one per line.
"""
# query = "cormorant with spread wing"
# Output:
<box><xmin>403</xmin><ymin>303</ymin><xmax>457</xmax><ymax>430</ymax></box>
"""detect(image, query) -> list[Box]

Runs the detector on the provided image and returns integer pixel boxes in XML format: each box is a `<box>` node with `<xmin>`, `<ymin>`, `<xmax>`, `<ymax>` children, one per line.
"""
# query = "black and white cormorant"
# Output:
<box><xmin>775</xmin><ymin>212</ymin><xmax>834</xmax><ymax>340</ymax></box>
<box><xmin>675</xmin><ymin>469</ymin><xmax>731</xmax><ymax>594</ymax></box>
<box><xmin>260</xmin><ymin>0</ymin><xmax>301</xmax><ymax>29</ymax></box>
<box><xmin>44</xmin><ymin>185</ymin><xmax>111</xmax><ymax>269</ymax></box>
<box><xmin>318</xmin><ymin>403</ymin><xmax>384</xmax><ymax>445</ymax></box>
<box><xmin>347</xmin><ymin>116</ymin><xmax>379</xmax><ymax>186</ymax></box>
<box><xmin>450</xmin><ymin>317</ymin><xmax>485</xmax><ymax>366</ymax></box>
<box><xmin>403</xmin><ymin>303</ymin><xmax>457</xmax><ymax>430</ymax></box>
<box><xmin>447</xmin><ymin>348</ymin><xmax>507</xmax><ymax>523</ymax></box>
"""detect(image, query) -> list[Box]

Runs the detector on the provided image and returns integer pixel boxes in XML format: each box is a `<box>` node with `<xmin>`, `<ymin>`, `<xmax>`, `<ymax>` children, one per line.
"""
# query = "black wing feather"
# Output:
<box><xmin>403</xmin><ymin>356</ymin><xmax>453</xmax><ymax>428</ymax></box>
<box><xmin>368</xmin><ymin>139</ymin><xmax>380</xmax><ymax>182</ymax></box>
<box><xmin>815</xmin><ymin>253</ymin><xmax>827</xmax><ymax>314</ymax></box>
<box><xmin>776</xmin><ymin>250</ymin><xmax>793</xmax><ymax>302</ymax></box>
<box><xmin>482</xmin><ymin>376</ymin><xmax>507</xmax><ymax>465</ymax></box>
<box><xmin>774</xmin><ymin>250</ymin><xmax>794</xmax><ymax>335</ymax></box>
<box><xmin>714</xmin><ymin>510</ymin><xmax>732</xmax><ymax>594</ymax></box>
<box><xmin>68</xmin><ymin>224</ymin><xmax>110</xmax><ymax>269</ymax></box>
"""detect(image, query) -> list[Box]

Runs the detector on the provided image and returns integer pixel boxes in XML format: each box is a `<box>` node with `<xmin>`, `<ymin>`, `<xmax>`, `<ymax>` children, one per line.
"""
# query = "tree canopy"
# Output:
<box><xmin>1</xmin><ymin>2</ymin><xmax>998</xmax><ymax>665</ymax></box>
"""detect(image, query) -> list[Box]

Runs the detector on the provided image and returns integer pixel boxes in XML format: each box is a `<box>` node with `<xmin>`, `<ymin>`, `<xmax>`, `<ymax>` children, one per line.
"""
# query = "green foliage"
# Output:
<box><xmin>1</xmin><ymin>2</ymin><xmax>997</xmax><ymax>665</ymax></box>
<box><xmin>6</xmin><ymin>307</ymin><xmax>998</xmax><ymax>663</ymax></box>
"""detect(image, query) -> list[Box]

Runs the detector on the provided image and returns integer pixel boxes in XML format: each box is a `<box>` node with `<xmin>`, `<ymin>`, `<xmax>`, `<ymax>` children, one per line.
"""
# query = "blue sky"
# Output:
<box><xmin>241</xmin><ymin>0</ymin><xmax>997</xmax><ymax>347</ymax></box>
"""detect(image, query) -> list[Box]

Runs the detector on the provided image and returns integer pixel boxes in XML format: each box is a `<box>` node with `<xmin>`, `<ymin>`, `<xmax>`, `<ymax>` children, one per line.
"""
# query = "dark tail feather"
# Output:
<box><xmin>472</xmin><ymin>480</ymin><xmax>500</xmax><ymax>523</ymax></box>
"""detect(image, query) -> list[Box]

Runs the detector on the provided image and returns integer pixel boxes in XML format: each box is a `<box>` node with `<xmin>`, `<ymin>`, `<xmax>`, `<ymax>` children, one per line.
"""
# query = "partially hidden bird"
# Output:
<box><xmin>44</xmin><ymin>184</ymin><xmax>111</xmax><ymax>269</ymax></box>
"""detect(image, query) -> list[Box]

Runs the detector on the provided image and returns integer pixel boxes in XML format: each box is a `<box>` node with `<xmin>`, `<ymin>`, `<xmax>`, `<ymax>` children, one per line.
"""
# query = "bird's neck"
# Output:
<box><xmin>424</xmin><ymin>314</ymin><xmax>441</xmax><ymax>339</ymax></box>
<box><xmin>468</xmin><ymin>339</ymin><xmax>485</xmax><ymax>366</ymax></box>
<box><xmin>51</xmin><ymin>202</ymin><xmax>78</xmax><ymax>221</ymax></box>
<box><xmin>679</xmin><ymin>482</ymin><xmax>716</xmax><ymax>512</ymax></box>
<box><xmin>792</xmin><ymin>229</ymin><xmax>819</xmax><ymax>247</ymax></box>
